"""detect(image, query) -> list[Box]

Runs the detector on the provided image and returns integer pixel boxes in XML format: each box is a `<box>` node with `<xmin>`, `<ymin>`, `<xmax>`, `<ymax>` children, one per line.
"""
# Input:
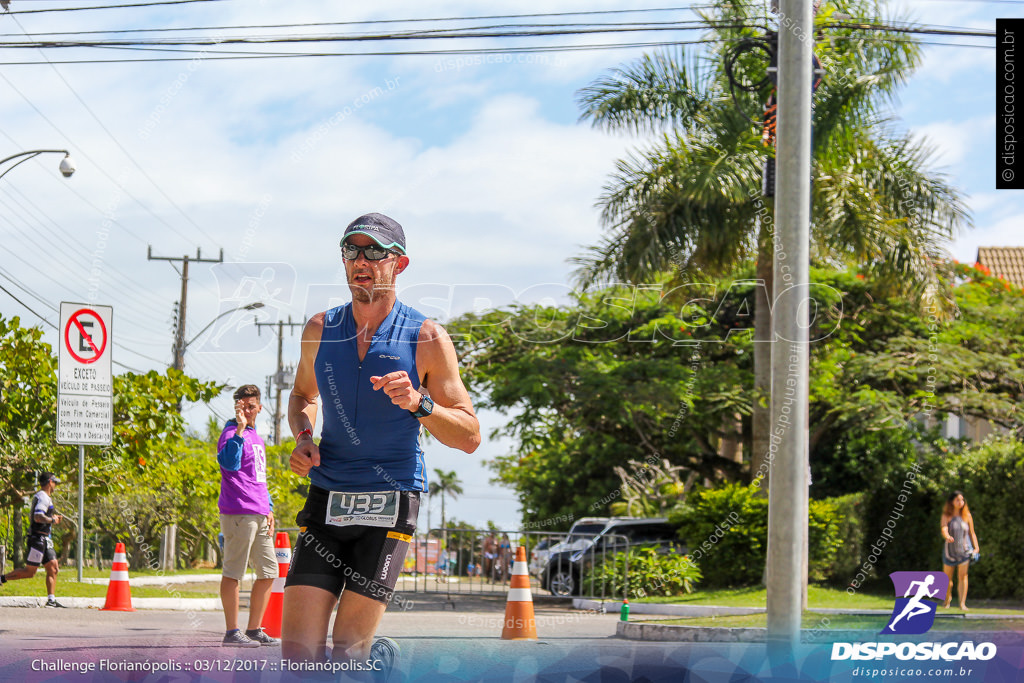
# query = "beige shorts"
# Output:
<box><xmin>220</xmin><ymin>514</ymin><xmax>278</xmax><ymax>581</ymax></box>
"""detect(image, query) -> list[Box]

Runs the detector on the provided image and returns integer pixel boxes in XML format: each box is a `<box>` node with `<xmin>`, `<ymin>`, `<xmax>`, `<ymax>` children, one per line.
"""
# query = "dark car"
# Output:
<box><xmin>541</xmin><ymin>517</ymin><xmax>683</xmax><ymax>596</ymax></box>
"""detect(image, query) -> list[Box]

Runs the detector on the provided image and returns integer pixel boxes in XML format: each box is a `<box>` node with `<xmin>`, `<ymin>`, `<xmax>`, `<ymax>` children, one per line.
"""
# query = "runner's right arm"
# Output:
<box><xmin>289</xmin><ymin>313</ymin><xmax>324</xmax><ymax>476</ymax></box>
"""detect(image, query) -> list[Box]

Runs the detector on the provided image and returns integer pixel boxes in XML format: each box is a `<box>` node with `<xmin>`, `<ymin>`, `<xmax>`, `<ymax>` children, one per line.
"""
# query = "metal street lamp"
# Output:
<box><xmin>179</xmin><ymin>302</ymin><xmax>265</xmax><ymax>366</ymax></box>
<box><xmin>0</xmin><ymin>149</ymin><xmax>76</xmax><ymax>182</ymax></box>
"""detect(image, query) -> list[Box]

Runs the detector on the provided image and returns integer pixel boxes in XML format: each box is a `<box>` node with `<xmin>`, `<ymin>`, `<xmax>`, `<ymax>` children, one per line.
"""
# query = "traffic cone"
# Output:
<box><xmin>101</xmin><ymin>542</ymin><xmax>135</xmax><ymax>612</ymax></box>
<box><xmin>501</xmin><ymin>546</ymin><xmax>537</xmax><ymax>640</ymax></box>
<box><xmin>260</xmin><ymin>532</ymin><xmax>291</xmax><ymax>637</ymax></box>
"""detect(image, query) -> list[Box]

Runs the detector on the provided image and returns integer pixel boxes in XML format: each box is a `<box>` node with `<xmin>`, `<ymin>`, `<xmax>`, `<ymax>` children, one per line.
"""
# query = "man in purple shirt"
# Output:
<box><xmin>217</xmin><ymin>384</ymin><xmax>278</xmax><ymax>648</ymax></box>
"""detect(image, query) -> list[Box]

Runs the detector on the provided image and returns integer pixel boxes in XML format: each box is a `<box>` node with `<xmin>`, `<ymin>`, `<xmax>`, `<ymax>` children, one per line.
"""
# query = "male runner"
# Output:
<box><xmin>282</xmin><ymin>212</ymin><xmax>480</xmax><ymax>670</ymax></box>
<box><xmin>1</xmin><ymin>472</ymin><xmax>66</xmax><ymax>607</ymax></box>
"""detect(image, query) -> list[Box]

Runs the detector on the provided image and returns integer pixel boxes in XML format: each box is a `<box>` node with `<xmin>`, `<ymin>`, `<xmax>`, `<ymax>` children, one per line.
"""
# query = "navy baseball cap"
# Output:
<box><xmin>38</xmin><ymin>472</ymin><xmax>60</xmax><ymax>486</ymax></box>
<box><xmin>341</xmin><ymin>213</ymin><xmax>407</xmax><ymax>254</ymax></box>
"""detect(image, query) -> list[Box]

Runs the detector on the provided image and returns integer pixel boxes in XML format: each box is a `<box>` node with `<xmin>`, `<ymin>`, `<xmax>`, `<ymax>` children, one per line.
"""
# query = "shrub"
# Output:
<box><xmin>583</xmin><ymin>545</ymin><xmax>701</xmax><ymax>599</ymax></box>
<box><xmin>820</xmin><ymin>492</ymin><xmax>868</xmax><ymax>585</ymax></box>
<box><xmin>668</xmin><ymin>482</ymin><xmax>845</xmax><ymax>587</ymax></box>
<box><xmin>861</xmin><ymin>436</ymin><xmax>1024</xmax><ymax>599</ymax></box>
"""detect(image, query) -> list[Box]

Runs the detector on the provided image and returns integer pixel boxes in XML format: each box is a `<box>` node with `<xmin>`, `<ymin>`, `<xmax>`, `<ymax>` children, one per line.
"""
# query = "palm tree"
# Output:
<box><xmin>573</xmin><ymin>0</ymin><xmax>970</xmax><ymax>483</ymax></box>
<box><xmin>429</xmin><ymin>469</ymin><xmax>464</xmax><ymax>533</ymax></box>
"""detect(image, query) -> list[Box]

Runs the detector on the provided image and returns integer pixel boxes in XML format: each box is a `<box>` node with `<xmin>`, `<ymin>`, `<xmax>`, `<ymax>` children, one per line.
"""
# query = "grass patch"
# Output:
<box><xmin>635</xmin><ymin>585</ymin><xmax>1024</xmax><ymax>614</ymax></box>
<box><xmin>637</xmin><ymin>585</ymin><xmax>894</xmax><ymax>610</ymax></box>
<box><xmin>640</xmin><ymin>613</ymin><xmax>1024</xmax><ymax>631</ymax></box>
<box><xmin>1</xmin><ymin>573</ymin><xmax>219</xmax><ymax>599</ymax></box>
<box><xmin>67</xmin><ymin>566</ymin><xmax>218</xmax><ymax>578</ymax></box>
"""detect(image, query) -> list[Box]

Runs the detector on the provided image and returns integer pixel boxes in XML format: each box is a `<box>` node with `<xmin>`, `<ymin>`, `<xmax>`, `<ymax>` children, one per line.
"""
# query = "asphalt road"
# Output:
<box><xmin>0</xmin><ymin>592</ymin><xmax>725</xmax><ymax>682</ymax></box>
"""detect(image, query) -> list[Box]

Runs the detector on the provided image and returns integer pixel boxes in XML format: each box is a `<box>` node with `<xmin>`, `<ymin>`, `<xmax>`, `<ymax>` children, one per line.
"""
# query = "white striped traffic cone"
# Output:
<box><xmin>101</xmin><ymin>542</ymin><xmax>135</xmax><ymax>611</ymax></box>
<box><xmin>260</xmin><ymin>532</ymin><xmax>291</xmax><ymax>637</ymax></box>
<box><xmin>501</xmin><ymin>546</ymin><xmax>537</xmax><ymax>640</ymax></box>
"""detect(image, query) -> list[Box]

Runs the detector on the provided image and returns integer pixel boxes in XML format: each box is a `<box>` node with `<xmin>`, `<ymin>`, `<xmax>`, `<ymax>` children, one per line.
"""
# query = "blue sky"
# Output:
<box><xmin>0</xmin><ymin>0</ymin><xmax>1016</xmax><ymax>531</ymax></box>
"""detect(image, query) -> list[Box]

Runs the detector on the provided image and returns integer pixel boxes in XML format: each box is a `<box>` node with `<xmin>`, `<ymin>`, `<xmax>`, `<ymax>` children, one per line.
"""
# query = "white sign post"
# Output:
<box><xmin>57</xmin><ymin>302</ymin><xmax>113</xmax><ymax>583</ymax></box>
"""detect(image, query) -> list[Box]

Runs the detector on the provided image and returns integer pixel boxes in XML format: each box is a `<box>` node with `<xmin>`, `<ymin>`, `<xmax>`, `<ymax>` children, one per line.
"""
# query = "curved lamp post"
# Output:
<box><xmin>178</xmin><ymin>301</ymin><xmax>265</xmax><ymax>369</ymax></box>
<box><xmin>0</xmin><ymin>149</ymin><xmax>76</xmax><ymax>182</ymax></box>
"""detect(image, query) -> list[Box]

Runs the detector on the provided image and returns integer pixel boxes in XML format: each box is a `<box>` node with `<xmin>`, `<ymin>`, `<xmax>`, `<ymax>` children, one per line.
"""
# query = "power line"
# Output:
<box><xmin>0</xmin><ymin>280</ymin><xmax>57</xmax><ymax>329</ymax></box>
<box><xmin>0</xmin><ymin>70</ymin><xmax>206</xmax><ymax>244</ymax></box>
<box><xmin>0</xmin><ymin>22</ymin><xmax>750</xmax><ymax>48</ymax></box>
<box><xmin>0</xmin><ymin>38</ymin><xmax>728</xmax><ymax>65</ymax></box>
<box><xmin>0</xmin><ymin>16</ymin><xmax>726</xmax><ymax>39</ymax></box>
<box><xmin>823</xmin><ymin>21</ymin><xmax>994</xmax><ymax>38</ymax></box>
<box><xmin>9</xmin><ymin>13</ymin><xmax>222</xmax><ymax>250</ymax></box>
<box><xmin>4</xmin><ymin>0</ymin><xmax>225</xmax><ymax>15</ymax></box>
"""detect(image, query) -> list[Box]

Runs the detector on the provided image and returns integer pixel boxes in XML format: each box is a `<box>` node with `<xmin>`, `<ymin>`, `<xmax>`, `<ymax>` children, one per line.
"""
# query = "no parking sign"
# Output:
<box><xmin>57</xmin><ymin>302</ymin><xmax>113</xmax><ymax>445</ymax></box>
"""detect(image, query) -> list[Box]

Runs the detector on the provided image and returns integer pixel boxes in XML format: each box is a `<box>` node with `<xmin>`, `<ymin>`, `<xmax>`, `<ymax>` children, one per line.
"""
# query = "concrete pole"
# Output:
<box><xmin>766</xmin><ymin>0</ymin><xmax>813</xmax><ymax>644</ymax></box>
<box><xmin>173</xmin><ymin>255</ymin><xmax>189</xmax><ymax>372</ymax></box>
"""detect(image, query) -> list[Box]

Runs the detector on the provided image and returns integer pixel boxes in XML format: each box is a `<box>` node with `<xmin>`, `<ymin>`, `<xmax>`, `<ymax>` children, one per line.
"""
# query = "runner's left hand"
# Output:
<box><xmin>370</xmin><ymin>371</ymin><xmax>421</xmax><ymax>412</ymax></box>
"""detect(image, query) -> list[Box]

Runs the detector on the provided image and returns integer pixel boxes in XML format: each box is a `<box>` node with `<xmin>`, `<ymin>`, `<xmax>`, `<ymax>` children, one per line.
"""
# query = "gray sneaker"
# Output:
<box><xmin>222</xmin><ymin>630</ymin><xmax>261</xmax><ymax>648</ymax></box>
<box><xmin>244</xmin><ymin>627</ymin><xmax>279</xmax><ymax>646</ymax></box>
<box><xmin>44</xmin><ymin>598</ymin><xmax>67</xmax><ymax>608</ymax></box>
<box><xmin>369</xmin><ymin>636</ymin><xmax>399</xmax><ymax>680</ymax></box>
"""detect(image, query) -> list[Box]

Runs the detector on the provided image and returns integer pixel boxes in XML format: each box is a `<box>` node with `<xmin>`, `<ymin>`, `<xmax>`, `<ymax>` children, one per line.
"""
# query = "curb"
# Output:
<box><xmin>574</xmin><ymin>598</ymin><xmax>762</xmax><ymax>617</ymax></box>
<box><xmin>0</xmin><ymin>596</ymin><xmax>222</xmax><ymax>610</ymax></box>
<box><xmin>79</xmin><ymin>573</ymin><xmax>239</xmax><ymax>586</ymax></box>
<box><xmin>616</xmin><ymin>622</ymin><xmax>1024</xmax><ymax>643</ymax></box>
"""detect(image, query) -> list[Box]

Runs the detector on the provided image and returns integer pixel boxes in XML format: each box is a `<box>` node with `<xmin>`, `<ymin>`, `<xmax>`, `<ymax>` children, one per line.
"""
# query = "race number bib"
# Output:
<box><xmin>325</xmin><ymin>490</ymin><xmax>400</xmax><ymax>528</ymax></box>
<box><xmin>253</xmin><ymin>443</ymin><xmax>267</xmax><ymax>484</ymax></box>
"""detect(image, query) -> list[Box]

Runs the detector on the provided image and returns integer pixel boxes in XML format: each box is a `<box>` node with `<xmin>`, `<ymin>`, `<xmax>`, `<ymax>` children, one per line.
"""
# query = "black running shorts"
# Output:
<box><xmin>285</xmin><ymin>485</ymin><xmax>419</xmax><ymax>604</ymax></box>
<box><xmin>26</xmin><ymin>534</ymin><xmax>56</xmax><ymax>567</ymax></box>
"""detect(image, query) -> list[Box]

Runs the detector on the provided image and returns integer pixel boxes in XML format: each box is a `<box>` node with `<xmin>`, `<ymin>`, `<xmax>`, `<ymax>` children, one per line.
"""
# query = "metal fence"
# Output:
<box><xmin>394</xmin><ymin>529</ymin><xmax>630</xmax><ymax>602</ymax></box>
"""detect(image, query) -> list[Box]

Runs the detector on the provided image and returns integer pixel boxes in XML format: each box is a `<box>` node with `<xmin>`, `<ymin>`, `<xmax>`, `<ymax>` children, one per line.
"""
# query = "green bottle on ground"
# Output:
<box><xmin>620</xmin><ymin>599</ymin><xmax>630</xmax><ymax>622</ymax></box>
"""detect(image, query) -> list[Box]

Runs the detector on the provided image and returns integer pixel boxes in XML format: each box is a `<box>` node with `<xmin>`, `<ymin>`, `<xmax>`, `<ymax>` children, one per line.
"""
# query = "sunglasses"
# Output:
<box><xmin>341</xmin><ymin>242</ymin><xmax>396</xmax><ymax>261</ymax></box>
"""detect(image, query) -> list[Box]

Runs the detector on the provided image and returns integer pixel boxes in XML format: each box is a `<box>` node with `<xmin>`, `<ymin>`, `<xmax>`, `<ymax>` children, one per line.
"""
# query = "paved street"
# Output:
<box><xmin>0</xmin><ymin>593</ymin><xmax>711</xmax><ymax>681</ymax></box>
<box><xmin>3</xmin><ymin>594</ymin><xmax>1020</xmax><ymax>682</ymax></box>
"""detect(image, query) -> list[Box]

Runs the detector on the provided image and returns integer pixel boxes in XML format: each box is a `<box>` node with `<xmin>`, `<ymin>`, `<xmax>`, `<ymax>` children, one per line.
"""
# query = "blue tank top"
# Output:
<box><xmin>312</xmin><ymin>300</ymin><xmax>428</xmax><ymax>492</ymax></box>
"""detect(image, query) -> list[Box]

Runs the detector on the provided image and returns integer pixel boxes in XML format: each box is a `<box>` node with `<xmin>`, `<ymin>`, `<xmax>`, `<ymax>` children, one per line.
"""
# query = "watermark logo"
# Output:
<box><xmin>194</xmin><ymin>262</ymin><xmax>297</xmax><ymax>353</ymax></box>
<box><xmin>882</xmin><ymin>571</ymin><xmax>948</xmax><ymax>635</ymax></box>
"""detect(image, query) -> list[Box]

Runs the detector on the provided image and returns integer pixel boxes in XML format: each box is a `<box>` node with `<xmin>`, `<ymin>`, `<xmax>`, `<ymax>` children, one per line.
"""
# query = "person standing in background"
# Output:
<box><xmin>217</xmin><ymin>384</ymin><xmax>279</xmax><ymax>647</ymax></box>
<box><xmin>940</xmin><ymin>490</ymin><xmax>980</xmax><ymax>610</ymax></box>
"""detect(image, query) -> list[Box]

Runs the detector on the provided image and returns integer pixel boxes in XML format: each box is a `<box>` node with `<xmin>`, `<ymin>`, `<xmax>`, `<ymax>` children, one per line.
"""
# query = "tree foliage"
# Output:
<box><xmin>451</xmin><ymin>264</ymin><xmax>1024</xmax><ymax>525</ymax></box>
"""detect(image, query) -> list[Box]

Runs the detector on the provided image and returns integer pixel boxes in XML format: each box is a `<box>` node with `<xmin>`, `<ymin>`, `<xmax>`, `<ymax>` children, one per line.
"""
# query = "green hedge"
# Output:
<box><xmin>584</xmin><ymin>546</ymin><xmax>702</xmax><ymax>598</ymax></box>
<box><xmin>668</xmin><ymin>483</ymin><xmax>844</xmax><ymax>587</ymax></box>
<box><xmin>856</xmin><ymin>436</ymin><xmax>1024</xmax><ymax>599</ymax></box>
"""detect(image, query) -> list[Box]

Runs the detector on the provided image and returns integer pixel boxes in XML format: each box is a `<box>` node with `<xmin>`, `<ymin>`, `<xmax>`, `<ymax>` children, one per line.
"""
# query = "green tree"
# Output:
<box><xmin>0</xmin><ymin>314</ymin><xmax>221</xmax><ymax>570</ymax></box>
<box><xmin>573</xmin><ymin>0</ymin><xmax>970</xmax><ymax>486</ymax></box>
<box><xmin>451</xmin><ymin>264</ymin><xmax>1024</xmax><ymax>524</ymax></box>
<box><xmin>429</xmin><ymin>469</ymin><xmax>464</xmax><ymax>534</ymax></box>
<box><xmin>450</xmin><ymin>284</ymin><xmax>761</xmax><ymax>524</ymax></box>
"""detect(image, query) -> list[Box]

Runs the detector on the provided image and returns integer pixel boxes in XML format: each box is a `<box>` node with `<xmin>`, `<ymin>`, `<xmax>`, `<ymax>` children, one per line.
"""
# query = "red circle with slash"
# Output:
<box><xmin>64</xmin><ymin>308</ymin><xmax>108</xmax><ymax>364</ymax></box>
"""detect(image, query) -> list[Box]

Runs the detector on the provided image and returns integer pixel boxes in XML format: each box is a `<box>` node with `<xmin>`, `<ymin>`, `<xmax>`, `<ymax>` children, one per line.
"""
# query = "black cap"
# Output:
<box><xmin>341</xmin><ymin>213</ymin><xmax>407</xmax><ymax>254</ymax></box>
<box><xmin>38</xmin><ymin>472</ymin><xmax>60</xmax><ymax>486</ymax></box>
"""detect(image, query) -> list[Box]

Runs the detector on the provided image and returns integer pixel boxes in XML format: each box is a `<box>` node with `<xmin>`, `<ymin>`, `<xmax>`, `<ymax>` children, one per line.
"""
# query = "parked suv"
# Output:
<box><xmin>541</xmin><ymin>517</ymin><xmax>683</xmax><ymax>597</ymax></box>
<box><xmin>528</xmin><ymin>518</ymin><xmax>610</xmax><ymax>577</ymax></box>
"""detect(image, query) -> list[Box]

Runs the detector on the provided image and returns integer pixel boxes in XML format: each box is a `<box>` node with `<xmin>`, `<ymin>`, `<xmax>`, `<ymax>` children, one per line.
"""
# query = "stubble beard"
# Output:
<box><xmin>349</xmin><ymin>276</ymin><xmax>395</xmax><ymax>304</ymax></box>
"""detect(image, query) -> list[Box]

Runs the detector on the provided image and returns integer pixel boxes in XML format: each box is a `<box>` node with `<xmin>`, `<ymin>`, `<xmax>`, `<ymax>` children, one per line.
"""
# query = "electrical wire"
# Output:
<box><xmin>4</xmin><ymin>0</ymin><xmax>226</xmax><ymax>15</ymax></box>
<box><xmin>0</xmin><ymin>281</ymin><xmax>57</xmax><ymax>329</ymax></box>
<box><xmin>0</xmin><ymin>38</ymin><xmax>728</xmax><ymax>65</ymax></box>
<box><xmin>9</xmin><ymin>13</ymin><xmax>222</xmax><ymax>250</ymax></box>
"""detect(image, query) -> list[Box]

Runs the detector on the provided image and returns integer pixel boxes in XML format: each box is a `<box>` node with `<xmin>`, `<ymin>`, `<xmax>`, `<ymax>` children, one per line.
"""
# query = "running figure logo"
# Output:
<box><xmin>883</xmin><ymin>571</ymin><xmax>949</xmax><ymax>635</ymax></box>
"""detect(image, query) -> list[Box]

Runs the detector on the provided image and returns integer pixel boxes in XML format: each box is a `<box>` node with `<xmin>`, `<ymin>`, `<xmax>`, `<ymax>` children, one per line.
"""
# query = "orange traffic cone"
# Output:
<box><xmin>260</xmin><ymin>532</ymin><xmax>291</xmax><ymax>637</ymax></box>
<box><xmin>101</xmin><ymin>542</ymin><xmax>135</xmax><ymax>612</ymax></box>
<box><xmin>501</xmin><ymin>546</ymin><xmax>537</xmax><ymax>640</ymax></box>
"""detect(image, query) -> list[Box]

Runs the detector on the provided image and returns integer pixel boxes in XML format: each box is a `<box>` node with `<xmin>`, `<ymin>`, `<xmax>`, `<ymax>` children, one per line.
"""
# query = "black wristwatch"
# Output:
<box><xmin>410</xmin><ymin>395</ymin><xmax>434</xmax><ymax>418</ymax></box>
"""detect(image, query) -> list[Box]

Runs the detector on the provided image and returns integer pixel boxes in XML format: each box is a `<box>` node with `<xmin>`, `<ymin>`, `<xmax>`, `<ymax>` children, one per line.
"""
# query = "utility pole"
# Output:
<box><xmin>147</xmin><ymin>247</ymin><xmax>224</xmax><ymax>371</ymax></box>
<box><xmin>766</xmin><ymin>0</ymin><xmax>814</xmax><ymax>644</ymax></box>
<box><xmin>255</xmin><ymin>317</ymin><xmax>303</xmax><ymax>444</ymax></box>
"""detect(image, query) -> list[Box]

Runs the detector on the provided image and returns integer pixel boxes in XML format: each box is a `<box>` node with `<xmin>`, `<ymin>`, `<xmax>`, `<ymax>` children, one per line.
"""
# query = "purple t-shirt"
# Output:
<box><xmin>216</xmin><ymin>420</ymin><xmax>271</xmax><ymax>516</ymax></box>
